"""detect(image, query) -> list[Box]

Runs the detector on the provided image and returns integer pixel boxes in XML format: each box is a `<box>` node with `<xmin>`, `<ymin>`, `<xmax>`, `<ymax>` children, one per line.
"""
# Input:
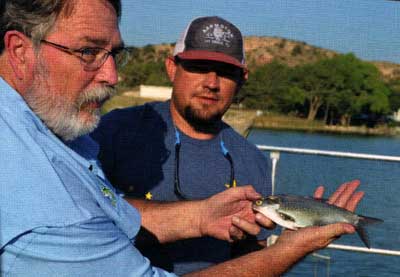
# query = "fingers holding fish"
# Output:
<box><xmin>255</xmin><ymin>212</ymin><xmax>276</xmax><ymax>230</ymax></box>
<box><xmin>228</xmin><ymin>225</ymin><xmax>247</xmax><ymax>241</ymax></box>
<box><xmin>198</xmin><ymin>186</ymin><xmax>261</xmax><ymax>242</ymax></box>
<box><xmin>342</xmin><ymin>190</ymin><xmax>364</xmax><ymax>212</ymax></box>
<box><xmin>277</xmin><ymin>223</ymin><xmax>356</xmax><ymax>253</ymax></box>
<box><xmin>310</xmin><ymin>222</ymin><xmax>356</xmax><ymax>246</ymax></box>
<box><xmin>313</xmin><ymin>185</ymin><xmax>325</xmax><ymax>199</ymax></box>
<box><xmin>327</xmin><ymin>179</ymin><xmax>363</xmax><ymax>209</ymax></box>
<box><xmin>231</xmin><ymin>215</ymin><xmax>261</xmax><ymax>237</ymax></box>
<box><xmin>313</xmin><ymin>180</ymin><xmax>364</xmax><ymax>212</ymax></box>
<box><xmin>312</xmin><ymin>223</ymin><xmax>356</xmax><ymax>249</ymax></box>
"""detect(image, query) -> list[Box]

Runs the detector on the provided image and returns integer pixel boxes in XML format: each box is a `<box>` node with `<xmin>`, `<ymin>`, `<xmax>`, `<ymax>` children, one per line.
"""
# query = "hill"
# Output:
<box><xmin>126</xmin><ymin>36</ymin><xmax>400</xmax><ymax>80</ymax></box>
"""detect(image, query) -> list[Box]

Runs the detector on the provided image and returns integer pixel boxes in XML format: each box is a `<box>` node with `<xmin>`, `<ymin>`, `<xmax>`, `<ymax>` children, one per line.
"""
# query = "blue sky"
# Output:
<box><xmin>120</xmin><ymin>0</ymin><xmax>400</xmax><ymax>63</ymax></box>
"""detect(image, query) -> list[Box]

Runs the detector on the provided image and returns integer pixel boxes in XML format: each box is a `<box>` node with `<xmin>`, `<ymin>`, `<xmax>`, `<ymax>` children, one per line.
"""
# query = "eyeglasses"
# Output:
<box><xmin>173</xmin><ymin>129</ymin><xmax>236</xmax><ymax>200</ymax></box>
<box><xmin>40</xmin><ymin>40</ymin><xmax>130</xmax><ymax>71</ymax></box>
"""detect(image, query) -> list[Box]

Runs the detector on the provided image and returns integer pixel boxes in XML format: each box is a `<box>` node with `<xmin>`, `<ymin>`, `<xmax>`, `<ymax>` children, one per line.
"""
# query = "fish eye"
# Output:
<box><xmin>255</xmin><ymin>199</ymin><xmax>263</xmax><ymax>206</ymax></box>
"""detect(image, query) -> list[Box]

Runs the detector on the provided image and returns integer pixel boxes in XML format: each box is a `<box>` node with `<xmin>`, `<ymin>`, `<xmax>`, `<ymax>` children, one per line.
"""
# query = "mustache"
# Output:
<box><xmin>194</xmin><ymin>92</ymin><xmax>220</xmax><ymax>100</ymax></box>
<box><xmin>76</xmin><ymin>86</ymin><xmax>117</xmax><ymax>109</ymax></box>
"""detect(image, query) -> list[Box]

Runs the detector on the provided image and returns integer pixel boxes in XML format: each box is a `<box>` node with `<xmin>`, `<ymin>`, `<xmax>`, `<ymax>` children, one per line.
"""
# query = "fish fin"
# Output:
<box><xmin>355</xmin><ymin>225</ymin><xmax>371</xmax><ymax>248</ymax></box>
<box><xmin>304</xmin><ymin>195</ymin><xmax>330</xmax><ymax>203</ymax></box>
<box><xmin>313</xmin><ymin>197</ymin><xmax>329</xmax><ymax>203</ymax></box>
<box><xmin>358</xmin><ymin>215</ymin><xmax>384</xmax><ymax>225</ymax></box>
<box><xmin>356</xmin><ymin>216</ymin><xmax>384</xmax><ymax>248</ymax></box>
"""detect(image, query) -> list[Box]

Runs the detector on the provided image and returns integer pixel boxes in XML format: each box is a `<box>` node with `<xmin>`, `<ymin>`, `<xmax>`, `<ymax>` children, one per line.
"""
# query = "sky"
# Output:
<box><xmin>119</xmin><ymin>0</ymin><xmax>400</xmax><ymax>64</ymax></box>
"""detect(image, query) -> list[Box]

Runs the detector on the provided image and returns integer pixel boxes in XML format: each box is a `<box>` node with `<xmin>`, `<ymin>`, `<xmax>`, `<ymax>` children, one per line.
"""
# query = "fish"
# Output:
<box><xmin>252</xmin><ymin>194</ymin><xmax>383</xmax><ymax>248</ymax></box>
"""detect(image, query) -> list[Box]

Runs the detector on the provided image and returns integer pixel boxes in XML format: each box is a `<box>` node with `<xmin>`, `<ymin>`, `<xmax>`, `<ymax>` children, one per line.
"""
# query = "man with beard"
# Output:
<box><xmin>0</xmin><ymin>2</ymin><xmax>280</xmax><ymax>276</ymax></box>
<box><xmin>91</xmin><ymin>16</ymin><xmax>271</xmax><ymax>275</ymax></box>
<box><xmin>0</xmin><ymin>2</ymin><xmax>363</xmax><ymax>276</ymax></box>
<box><xmin>91</xmin><ymin>16</ymin><xmax>364</xmax><ymax>275</ymax></box>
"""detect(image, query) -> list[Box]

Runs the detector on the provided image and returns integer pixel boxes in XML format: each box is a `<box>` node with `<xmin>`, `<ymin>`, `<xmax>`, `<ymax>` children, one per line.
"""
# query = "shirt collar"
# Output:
<box><xmin>0</xmin><ymin>77</ymin><xmax>101</xmax><ymax>172</ymax></box>
<box><xmin>66</xmin><ymin>135</ymin><xmax>100</xmax><ymax>163</ymax></box>
<box><xmin>0</xmin><ymin>77</ymin><xmax>52</xmax><ymax>135</ymax></box>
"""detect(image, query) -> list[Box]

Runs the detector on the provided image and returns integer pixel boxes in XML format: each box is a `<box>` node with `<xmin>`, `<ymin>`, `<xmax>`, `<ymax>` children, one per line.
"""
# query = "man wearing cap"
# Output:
<box><xmin>0</xmin><ymin>1</ymin><xmax>363</xmax><ymax>274</ymax></box>
<box><xmin>91</xmin><ymin>16</ymin><xmax>363</xmax><ymax>275</ymax></box>
<box><xmin>0</xmin><ymin>0</ymin><xmax>285</xmax><ymax>273</ymax></box>
<box><xmin>91</xmin><ymin>15</ymin><xmax>270</xmax><ymax>274</ymax></box>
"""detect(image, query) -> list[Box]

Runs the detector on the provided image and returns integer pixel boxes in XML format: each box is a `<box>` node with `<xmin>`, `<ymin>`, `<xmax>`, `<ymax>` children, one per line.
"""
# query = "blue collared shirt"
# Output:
<box><xmin>0</xmin><ymin>78</ymin><xmax>176</xmax><ymax>277</ymax></box>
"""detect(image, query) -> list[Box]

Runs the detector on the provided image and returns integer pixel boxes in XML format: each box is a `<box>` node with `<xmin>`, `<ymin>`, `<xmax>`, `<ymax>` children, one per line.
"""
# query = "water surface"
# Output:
<box><xmin>247</xmin><ymin>129</ymin><xmax>400</xmax><ymax>277</ymax></box>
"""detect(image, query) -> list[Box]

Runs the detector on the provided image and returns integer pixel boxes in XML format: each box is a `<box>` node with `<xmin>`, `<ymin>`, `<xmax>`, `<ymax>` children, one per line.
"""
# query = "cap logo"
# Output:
<box><xmin>202</xmin><ymin>24</ymin><xmax>234</xmax><ymax>48</ymax></box>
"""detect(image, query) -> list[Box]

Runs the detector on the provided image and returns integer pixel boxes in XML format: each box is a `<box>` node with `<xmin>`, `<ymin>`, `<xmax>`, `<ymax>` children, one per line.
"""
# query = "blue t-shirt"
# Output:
<box><xmin>92</xmin><ymin>101</ymin><xmax>271</xmax><ymax>275</ymax></box>
<box><xmin>0</xmin><ymin>78</ymin><xmax>176</xmax><ymax>277</ymax></box>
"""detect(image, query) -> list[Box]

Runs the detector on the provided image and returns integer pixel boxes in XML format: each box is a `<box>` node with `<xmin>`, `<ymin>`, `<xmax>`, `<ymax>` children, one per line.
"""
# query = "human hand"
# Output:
<box><xmin>229</xmin><ymin>211</ymin><xmax>276</xmax><ymax>242</ymax></box>
<box><xmin>313</xmin><ymin>179</ymin><xmax>364</xmax><ymax>212</ymax></box>
<box><xmin>275</xmin><ymin>223</ymin><xmax>355</xmax><ymax>255</ymax></box>
<box><xmin>198</xmin><ymin>185</ymin><xmax>266</xmax><ymax>242</ymax></box>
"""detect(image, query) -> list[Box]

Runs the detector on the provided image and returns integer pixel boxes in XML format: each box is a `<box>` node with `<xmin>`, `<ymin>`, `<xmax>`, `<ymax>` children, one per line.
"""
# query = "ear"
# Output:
<box><xmin>243</xmin><ymin>69</ymin><xmax>249</xmax><ymax>82</ymax></box>
<box><xmin>236</xmin><ymin>69</ymin><xmax>248</xmax><ymax>91</ymax></box>
<box><xmin>165</xmin><ymin>56</ymin><xmax>177</xmax><ymax>82</ymax></box>
<box><xmin>4</xmin><ymin>31</ymin><xmax>35</xmax><ymax>80</ymax></box>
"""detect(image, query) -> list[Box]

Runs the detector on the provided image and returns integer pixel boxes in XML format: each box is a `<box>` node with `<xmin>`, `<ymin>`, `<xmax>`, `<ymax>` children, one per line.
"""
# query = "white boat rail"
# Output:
<box><xmin>256</xmin><ymin>144</ymin><xmax>400</xmax><ymax>257</ymax></box>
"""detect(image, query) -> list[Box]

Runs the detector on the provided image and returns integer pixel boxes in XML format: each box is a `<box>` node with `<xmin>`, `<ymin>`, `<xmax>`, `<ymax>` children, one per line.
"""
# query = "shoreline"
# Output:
<box><xmin>102</xmin><ymin>95</ymin><xmax>400</xmax><ymax>137</ymax></box>
<box><xmin>224</xmin><ymin>108</ymin><xmax>400</xmax><ymax>137</ymax></box>
<box><xmin>252</xmin><ymin>119</ymin><xmax>400</xmax><ymax>137</ymax></box>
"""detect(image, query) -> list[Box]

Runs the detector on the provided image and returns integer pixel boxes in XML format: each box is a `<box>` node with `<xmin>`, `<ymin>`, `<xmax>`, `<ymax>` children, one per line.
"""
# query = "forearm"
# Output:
<box><xmin>126</xmin><ymin>198</ymin><xmax>203</xmax><ymax>243</ymax></box>
<box><xmin>206</xmin><ymin>223</ymin><xmax>355</xmax><ymax>276</ymax></box>
<box><xmin>184</xmin><ymin>243</ymin><xmax>310</xmax><ymax>277</ymax></box>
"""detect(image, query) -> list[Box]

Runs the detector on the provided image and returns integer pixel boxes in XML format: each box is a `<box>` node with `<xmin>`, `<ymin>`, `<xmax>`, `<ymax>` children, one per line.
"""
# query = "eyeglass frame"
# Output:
<box><xmin>40</xmin><ymin>39</ymin><xmax>130</xmax><ymax>71</ymax></box>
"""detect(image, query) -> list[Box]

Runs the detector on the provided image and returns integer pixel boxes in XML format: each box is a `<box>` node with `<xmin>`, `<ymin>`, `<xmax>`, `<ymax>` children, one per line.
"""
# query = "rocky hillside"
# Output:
<box><xmin>131</xmin><ymin>36</ymin><xmax>400</xmax><ymax>80</ymax></box>
<box><xmin>244</xmin><ymin>36</ymin><xmax>337</xmax><ymax>68</ymax></box>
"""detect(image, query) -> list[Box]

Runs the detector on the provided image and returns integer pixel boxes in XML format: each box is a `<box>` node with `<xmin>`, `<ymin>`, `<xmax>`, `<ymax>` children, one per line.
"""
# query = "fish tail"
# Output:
<box><xmin>356</xmin><ymin>216</ymin><xmax>384</xmax><ymax>248</ymax></box>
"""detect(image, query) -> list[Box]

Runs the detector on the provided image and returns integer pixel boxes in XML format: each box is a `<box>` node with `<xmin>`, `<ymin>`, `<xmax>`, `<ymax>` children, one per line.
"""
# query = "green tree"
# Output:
<box><xmin>237</xmin><ymin>61</ymin><xmax>292</xmax><ymax>110</ymax></box>
<box><xmin>290</xmin><ymin>60</ymin><xmax>336</xmax><ymax>121</ymax></box>
<box><xmin>388</xmin><ymin>79</ymin><xmax>400</xmax><ymax>112</ymax></box>
<box><xmin>327</xmin><ymin>54</ymin><xmax>390</xmax><ymax>125</ymax></box>
<box><xmin>118</xmin><ymin>43</ymin><xmax>174</xmax><ymax>88</ymax></box>
<box><xmin>289</xmin><ymin>54</ymin><xmax>390</xmax><ymax>125</ymax></box>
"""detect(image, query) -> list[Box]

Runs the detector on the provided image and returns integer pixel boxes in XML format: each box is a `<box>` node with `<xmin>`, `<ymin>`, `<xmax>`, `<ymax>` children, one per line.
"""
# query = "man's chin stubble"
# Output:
<box><xmin>183</xmin><ymin>107</ymin><xmax>222</xmax><ymax>134</ymax></box>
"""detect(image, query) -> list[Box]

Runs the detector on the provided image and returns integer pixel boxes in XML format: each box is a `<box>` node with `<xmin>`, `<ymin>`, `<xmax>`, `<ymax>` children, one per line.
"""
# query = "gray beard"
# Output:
<box><xmin>24</xmin><ymin>62</ymin><xmax>115</xmax><ymax>141</ymax></box>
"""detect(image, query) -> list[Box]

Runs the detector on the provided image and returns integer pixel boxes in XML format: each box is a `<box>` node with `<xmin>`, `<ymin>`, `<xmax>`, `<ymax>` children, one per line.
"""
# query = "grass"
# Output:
<box><xmin>101</xmin><ymin>92</ymin><xmax>156</xmax><ymax>114</ymax></box>
<box><xmin>100</xmin><ymin>94</ymin><xmax>400</xmax><ymax>137</ymax></box>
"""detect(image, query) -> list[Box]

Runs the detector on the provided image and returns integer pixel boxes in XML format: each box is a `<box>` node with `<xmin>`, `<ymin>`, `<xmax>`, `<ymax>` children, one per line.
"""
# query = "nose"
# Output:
<box><xmin>203</xmin><ymin>71</ymin><xmax>220</xmax><ymax>91</ymax></box>
<box><xmin>95</xmin><ymin>55</ymin><xmax>118</xmax><ymax>86</ymax></box>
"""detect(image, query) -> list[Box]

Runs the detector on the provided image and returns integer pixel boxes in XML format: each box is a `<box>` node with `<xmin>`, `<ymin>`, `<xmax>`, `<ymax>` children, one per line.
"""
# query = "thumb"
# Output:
<box><xmin>322</xmin><ymin>223</ymin><xmax>355</xmax><ymax>238</ymax></box>
<box><xmin>241</xmin><ymin>185</ymin><xmax>262</xmax><ymax>200</ymax></box>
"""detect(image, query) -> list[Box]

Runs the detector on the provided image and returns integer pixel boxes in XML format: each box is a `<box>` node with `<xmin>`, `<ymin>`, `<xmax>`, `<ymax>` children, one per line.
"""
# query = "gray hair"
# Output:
<box><xmin>0</xmin><ymin>0</ymin><xmax>121</xmax><ymax>54</ymax></box>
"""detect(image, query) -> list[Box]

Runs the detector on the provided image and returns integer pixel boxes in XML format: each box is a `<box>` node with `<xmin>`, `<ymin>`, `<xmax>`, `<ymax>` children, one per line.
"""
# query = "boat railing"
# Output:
<box><xmin>256</xmin><ymin>144</ymin><xmax>400</xmax><ymax>257</ymax></box>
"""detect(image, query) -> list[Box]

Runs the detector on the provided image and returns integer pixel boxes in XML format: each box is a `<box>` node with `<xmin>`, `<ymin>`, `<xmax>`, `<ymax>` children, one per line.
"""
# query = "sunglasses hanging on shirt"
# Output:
<box><xmin>173</xmin><ymin>128</ymin><xmax>236</xmax><ymax>200</ymax></box>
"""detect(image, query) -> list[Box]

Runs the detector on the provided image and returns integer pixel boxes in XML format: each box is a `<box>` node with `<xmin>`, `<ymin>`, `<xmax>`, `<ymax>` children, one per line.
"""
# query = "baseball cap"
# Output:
<box><xmin>173</xmin><ymin>16</ymin><xmax>246</xmax><ymax>69</ymax></box>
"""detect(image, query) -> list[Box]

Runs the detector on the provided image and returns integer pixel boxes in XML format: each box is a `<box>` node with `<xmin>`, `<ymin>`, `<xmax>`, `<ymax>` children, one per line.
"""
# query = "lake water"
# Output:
<box><xmin>247</xmin><ymin>128</ymin><xmax>400</xmax><ymax>277</ymax></box>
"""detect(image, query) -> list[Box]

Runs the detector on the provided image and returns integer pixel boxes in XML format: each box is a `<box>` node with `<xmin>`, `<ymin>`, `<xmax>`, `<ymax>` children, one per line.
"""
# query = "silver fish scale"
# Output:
<box><xmin>278</xmin><ymin>195</ymin><xmax>359</xmax><ymax>227</ymax></box>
